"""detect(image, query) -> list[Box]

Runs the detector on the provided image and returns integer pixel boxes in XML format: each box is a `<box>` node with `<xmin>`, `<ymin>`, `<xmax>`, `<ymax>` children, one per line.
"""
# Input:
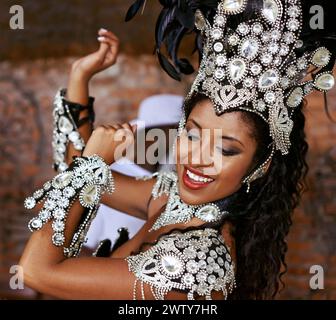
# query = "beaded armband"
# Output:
<box><xmin>52</xmin><ymin>88</ymin><xmax>95</xmax><ymax>173</ymax></box>
<box><xmin>24</xmin><ymin>155</ymin><xmax>114</xmax><ymax>257</ymax></box>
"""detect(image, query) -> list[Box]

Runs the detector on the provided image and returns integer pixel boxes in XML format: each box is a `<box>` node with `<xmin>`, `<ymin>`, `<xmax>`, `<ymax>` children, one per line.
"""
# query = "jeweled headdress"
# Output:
<box><xmin>127</xmin><ymin>0</ymin><xmax>336</xmax><ymax>155</ymax></box>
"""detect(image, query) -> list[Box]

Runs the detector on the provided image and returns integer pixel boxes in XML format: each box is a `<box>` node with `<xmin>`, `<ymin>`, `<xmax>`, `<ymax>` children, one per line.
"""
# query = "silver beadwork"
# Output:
<box><xmin>24</xmin><ymin>154</ymin><xmax>115</xmax><ymax>257</ymax></box>
<box><xmin>125</xmin><ymin>228</ymin><xmax>236</xmax><ymax>300</ymax></box>
<box><xmin>149</xmin><ymin>171</ymin><xmax>228</xmax><ymax>231</ymax></box>
<box><xmin>187</xmin><ymin>0</ymin><xmax>335</xmax><ymax>155</ymax></box>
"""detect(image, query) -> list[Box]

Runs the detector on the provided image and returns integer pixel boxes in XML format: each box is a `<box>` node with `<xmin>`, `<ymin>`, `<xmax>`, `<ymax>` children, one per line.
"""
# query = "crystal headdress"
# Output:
<box><xmin>127</xmin><ymin>0</ymin><xmax>335</xmax><ymax>155</ymax></box>
<box><xmin>179</xmin><ymin>0</ymin><xmax>335</xmax><ymax>155</ymax></box>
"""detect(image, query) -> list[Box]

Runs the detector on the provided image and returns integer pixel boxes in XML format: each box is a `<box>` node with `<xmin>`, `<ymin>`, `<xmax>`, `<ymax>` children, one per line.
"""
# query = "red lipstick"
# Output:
<box><xmin>182</xmin><ymin>166</ymin><xmax>215</xmax><ymax>190</ymax></box>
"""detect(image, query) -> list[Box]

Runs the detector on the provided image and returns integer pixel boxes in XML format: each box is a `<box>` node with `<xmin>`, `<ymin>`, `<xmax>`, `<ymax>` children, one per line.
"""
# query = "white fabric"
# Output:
<box><xmin>130</xmin><ymin>94</ymin><xmax>183</xmax><ymax>130</ymax></box>
<box><xmin>85</xmin><ymin>159</ymin><xmax>149</xmax><ymax>249</ymax></box>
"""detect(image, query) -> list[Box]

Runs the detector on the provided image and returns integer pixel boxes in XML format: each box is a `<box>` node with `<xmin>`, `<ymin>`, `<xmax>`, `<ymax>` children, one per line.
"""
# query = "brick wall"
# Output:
<box><xmin>0</xmin><ymin>0</ymin><xmax>335</xmax><ymax>300</ymax></box>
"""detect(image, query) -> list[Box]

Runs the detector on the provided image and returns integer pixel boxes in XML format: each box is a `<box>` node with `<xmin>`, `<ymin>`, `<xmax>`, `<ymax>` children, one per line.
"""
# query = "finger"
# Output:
<box><xmin>98</xmin><ymin>29</ymin><xmax>119</xmax><ymax>42</ymax></box>
<box><xmin>97</xmin><ymin>40</ymin><xmax>110</xmax><ymax>55</ymax></box>
<box><xmin>121</xmin><ymin>123</ymin><xmax>134</xmax><ymax>132</ymax></box>
<box><xmin>131</xmin><ymin>124</ymin><xmax>138</xmax><ymax>134</ymax></box>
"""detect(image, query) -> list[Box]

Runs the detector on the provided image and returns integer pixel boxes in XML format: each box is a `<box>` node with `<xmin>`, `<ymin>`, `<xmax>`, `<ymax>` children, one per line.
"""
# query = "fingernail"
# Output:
<box><xmin>99</xmin><ymin>28</ymin><xmax>108</xmax><ymax>32</ymax></box>
<box><xmin>97</xmin><ymin>36</ymin><xmax>106</xmax><ymax>41</ymax></box>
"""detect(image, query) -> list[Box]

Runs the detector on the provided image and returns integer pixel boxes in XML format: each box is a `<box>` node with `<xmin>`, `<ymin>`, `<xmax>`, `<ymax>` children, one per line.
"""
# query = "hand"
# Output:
<box><xmin>70</xmin><ymin>28</ymin><xmax>120</xmax><ymax>81</ymax></box>
<box><xmin>82</xmin><ymin>123</ymin><xmax>137</xmax><ymax>165</ymax></box>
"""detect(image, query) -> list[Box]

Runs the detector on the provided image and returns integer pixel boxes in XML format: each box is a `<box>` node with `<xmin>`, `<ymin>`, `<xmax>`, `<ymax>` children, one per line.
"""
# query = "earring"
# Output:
<box><xmin>242</xmin><ymin>143</ymin><xmax>275</xmax><ymax>193</ymax></box>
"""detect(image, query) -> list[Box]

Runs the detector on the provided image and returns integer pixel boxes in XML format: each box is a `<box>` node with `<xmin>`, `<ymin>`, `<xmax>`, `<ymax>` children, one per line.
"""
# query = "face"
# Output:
<box><xmin>175</xmin><ymin>98</ymin><xmax>258</xmax><ymax>205</ymax></box>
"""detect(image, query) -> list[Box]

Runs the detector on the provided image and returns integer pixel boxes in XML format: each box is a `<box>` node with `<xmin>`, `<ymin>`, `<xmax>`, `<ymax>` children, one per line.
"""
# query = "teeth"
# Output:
<box><xmin>186</xmin><ymin>169</ymin><xmax>214</xmax><ymax>183</ymax></box>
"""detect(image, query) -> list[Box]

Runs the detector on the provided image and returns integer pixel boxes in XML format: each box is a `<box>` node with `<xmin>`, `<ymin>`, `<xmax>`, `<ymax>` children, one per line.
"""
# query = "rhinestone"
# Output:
<box><xmin>251</xmin><ymin>63</ymin><xmax>262</xmax><ymax>75</ymax></box>
<box><xmin>218</xmin><ymin>269</ymin><xmax>225</xmax><ymax>277</ymax></box>
<box><xmin>56</xmin><ymin>143</ymin><xmax>66</xmax><ymax>153</ymax></box>
<box><xmin>52</xmin><ymin>233</ymin><xmax>65</xmax><ymax>246</ymax></box>
<box><xmin>208</xmin><ymin>275</ymin><xmax>216</xmax><ymax>284</ymax></box>
<box><xmin>186</xmin><ymin>260</ymin><xmax>199</xmax><ymax>274</ymax></box>
<box><xmin>240</xmin><ymin>38</ymin><xmax>259</xmax><ymax>60</ymax></box>
<box><xmin>72</xmin><ymin>176</ymin><xmax>84</xmax><ymax>189</ymax></box>
<box><xmin>183</xmin><ymin>247</ymin><xmax>197</xmax><ymax>259</ymax></box>
<box><xmin>206</xmin><ymin>265</ymin><xmax>214</xmax><ymax>273</ymax></box>
<box><xmin>39</xmin><ymin>209</ymin><xmax>51</xmax><ymax>222</ymax></box>
<box><xmin>271</xmin><ymin>30</ymin><xmax>281</xmax><ymax>40</ymax></box>
<box><xmin>214</xmin><ymin>15</ymin><xmax>226</xmax><ymax>26</ymax></box>
<box><xmin>279</xmin><ymin>45</ymin><xmax>289</xmax><ymax>56</ymax></box>
<box><xmin>213</xmin><ymin>263</ymin><xmax>221</xmax><ymax>272</ymax></box>
<box><xmin>212</xmin><ymin>238</ymin><xmax>220</xmax><ymax>245</ymax></box>
<box><xmin>80</xmin><ymin>184</ymin><xmax>99</xmax><ymax>207</ymax></box>
<box><xmin>214</xmin><ymin>68</ymin><xmax>225</xmax><ymax>80</ymax></box>
<box><xmin>74</xmin><ymin>141</ymin><xmax>84</xmax><ymax>151</ymax></box>
<box><xmin>53</xmin><ymin>172</ymin><xmax>73</xmax><ymax>189</ymax></box>
<box><xmin>284</xmin><ymin>32</ymin><xmax>295</xmax><ymax>44</ymax></box>
<box><xmin>196</xmin><ymin>204</ymin><xmax>221</xmax><ymax>222</ymax></box>
<box><xmin>197</xmin><ymin>251</ymin><xmax>207</xmax><ymax>260</ymax></box>
<box><xmin>58</xmin><ymin>133</ymin><xmax>67</xmax><ymax>143</ymax></box>
<box><xmin>268</xmin><ymin>42</ymin><xmax>279</xmax><ymax>54</ymax></box>
<box><xmin>221</xmin><ymin>0</ymin><xmax>246</xmax><ymax>14</ymax></box>
<box><xmin>213</xmin><ymin>42</ymin><xmax>224</xmax><ymax>52</ymax></box>
<box><xmin>217</xmin><ymin>257</ymin><xmax>224</xmax><ymax>266</ymax></box>
<box><xmin>265</xmin><ymin>92</ymin><xmax>276</xmax><ymax>103</ymax></box>
<box><xmin>237</xmin><ymin>23</ymin><xmax>249</xmax><ymax>35</ymax></box>
<box><xmin>281</xmin><ymin>77</ymin><xmax>290</xmax><ymax>88</ymax></box>
<box><xmin>261</xmin><ymin>53</ymin><xmax>272</xmax><ymax>65</ymax></box>
<box><xmin>226</xmin><ymin>253</ymin><xmax>232</xmax><ymax>262</ymax></box>
<box><xmin>45</xmin><ymin>199</ymin><xmax>56</xmax><ymax>210</ymax></box>
<box><xmin>261</xmin><ymin>32</ymin><xmax>271</xmax><ymax>43</ymax></box>
<box><xmin>287</xmin><ymin>87</ymin><xmax>303</xmax><ymax>108</ymax></box>
<box><xmin>244</xmin><ymin>78</ymin><xmax>254</xmax><ymax>88</ymax></box>
<box><xmin>297</xmin><ymin>58</ymin><xmax>308</xmax><ymax>70</ymax></box>
<box><xmin>287</xmin><ymin>19</ymin><xmax>299</xmax><ymax>31</ymax></box>
<box><xmin>43</xmin><ymin>181</ymin><xmax>52</xmax><ymax>190</ymax></box>
<box><xmin>54</xmin><ymin>208</ymin><xmax>66</xmax><ymax>220</ymax></box>
<box><xmin>196</xmin><ymin>271</ymin><xmax>207</xmax><ymax>282</ymax></box>
<box><xmin>312</xmin><ymin>48</ymin><xmax>331</xmax><ymax>67</ymax></box>
<box><xmin>49</xmin><ymin>189</ymin><xmax>62</xmax><ymax>199</ymax></box>
<box><xmin>274</xmin><ymin>56</ymin><xmax>282</xmax><ymax>66</ymax></box>
<box><xmin>58</xmin><ymin>162</ymin><xmax>68</xmax><ymax>172</ymax></box>
<box><xmin>287</xmin><ymin>65</ymin><xmax>297</xmax><ymax>78</ymax></box>
<box><xmin>314</xmin><ymin>73</ymin><xmax>335</xmax><ymax>91</ymax></box>
<box><xmin>52</xmin><ymin>220</ymin><xmax>65</xmax><ymax>232</ymax></box>
<box><xmin>28</xmin><ymin>218</ymin><xmax>43</xmax><ymax>231</ymax></box>
<box><xmin>24</xmin><ymin>197</ymin><xmax>36</xmax><ymax>209</ymax></box>
<box><xmin>175</xmin><ymin>240</ymin><xmax>188</xmax><ymax>249</ymax></box>
<box><xmin>69</xmin><ymin>131</ymin><xmax>80</xmax><ymax>142</ymax></box>
<box><xmin>255</xmin><ymin>100</ymin><xmax>266</xmax><ymax>112</ymax></box>
<box><xmin>63</xmin><ymin>186</ymin><xmax>76</xmax><ymax>198</ymax></box>
<box><xmin>210</xmin><ymin>250</ymin><xmax>218</xmax><ymax>258</ymax></box>
<box><xmin>262</xmin><ymin>0</ymin><xmax>279</xmax><ymax>24</ymax></box>
<box><xmin>288</xmin><ymin>5</ymin><xmax>300</xmax><ymax>17</ymax></box>
<box><xmin>57</xmin><ymin>197</ymin><xmax>69</xmax><ymax>208</ymax></box>
<box><xmin>225</xmin><ymin>261</ymin><xmax>231</xmax><ymax>270</ymax></box>
<box><xmin>296</xmin><ymin>40</ymin><xmax>304</xmax><ymax>48</ymax></box>
<box><xmin>228</xmin><ymin>34</ymin><xmax>239</xmax><ymax>46</ymax></box>
<box><xmin>212</xmin><ymin>28</ymin><xmax>222</xmax><ymax>40</ymax></box>
<box><xmin>229</xmin><ymin>58</ymin><xmax>246</xmax><ymax>82</ymax></box>
<box><xmin>215</xmin><ymin>246</ymin><xmax>223</xmax><ymax>254</ymax></box>
<box><xmin>33</xmin><ymin>189</ymin><xmax>44</xmax><ymax>199</ymax></box>
<box><xmin>252</xmin><ymin>23</ymin><xmax>263</xmax><ymax>34</ymax></box>
<box><xmin>216</xmin><ymin>54</ymin><xmax>227</xmax><ymax>66</ymax></box>
<box><xmin>207</xmin><ymin>256</ymin><xmax>215</xmax><ymax>264</ymax></box>
<box><xmin>198</xmin><ymin>260</ymin><xmax>207</xmax><ymax>269</ymax></box>
<box><xmin>182</xmin><ymin>274</ymin><xmax>195</xmax><ymax>286</ymax></box>
<box><xmin>196</xmin><ymin>283</ymin><xmax>208</xmax><ymax>296</ymax></box>
<box><xmin>53</xmin><ymin>152</ymin><xmax>63</xmax><ymax>163</ymax></box>
<box><xmin>58</xmin><ymin>116</ymin><xmax>73</xmax><ymax>134</ymax></box>
<box><xmin>259</xmin><ymin>69</ymin><xmax>279</xmax><ymax>89</ymax></box>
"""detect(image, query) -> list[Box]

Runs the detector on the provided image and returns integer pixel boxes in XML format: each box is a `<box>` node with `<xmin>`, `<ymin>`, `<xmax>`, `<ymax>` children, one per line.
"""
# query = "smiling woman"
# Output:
<box><xmin>19</xmin><ymin>0</ymin><xmax>335</xmax><ymax>300</ymax></box>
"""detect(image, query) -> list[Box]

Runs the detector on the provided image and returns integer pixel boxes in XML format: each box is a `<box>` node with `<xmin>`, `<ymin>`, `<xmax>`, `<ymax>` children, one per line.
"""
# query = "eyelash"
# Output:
<box><xmin>186</xmin><ymin>130</ymin><xmax>239</xmax><ymax>156</ymax></box>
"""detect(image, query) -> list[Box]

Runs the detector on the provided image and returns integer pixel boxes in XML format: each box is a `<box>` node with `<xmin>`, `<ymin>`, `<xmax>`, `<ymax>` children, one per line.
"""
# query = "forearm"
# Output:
<box><xmin>65</xmin><ymin>72</ymin><xmax>93</xmax><ymax>164</ymax></box>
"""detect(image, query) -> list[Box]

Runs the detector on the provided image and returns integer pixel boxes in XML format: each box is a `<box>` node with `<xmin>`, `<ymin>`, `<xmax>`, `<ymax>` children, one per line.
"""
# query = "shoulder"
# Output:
<box><xmin>125</xmin><ymin>227</ymin><xmax>236</xmax><ymax>300</ymax></box>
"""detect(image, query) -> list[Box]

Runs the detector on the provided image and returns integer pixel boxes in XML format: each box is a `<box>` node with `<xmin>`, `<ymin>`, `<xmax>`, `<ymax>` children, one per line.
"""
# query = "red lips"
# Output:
<box><xmin>182</xmin><ymin>166</ymin><xmax>214</xmax><ymax>190</ymax></box>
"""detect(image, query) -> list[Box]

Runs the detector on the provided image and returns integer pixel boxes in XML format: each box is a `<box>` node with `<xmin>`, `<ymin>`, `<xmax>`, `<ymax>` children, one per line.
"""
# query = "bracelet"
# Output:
<box><xmin>24</xmin><ymin>154</ymin><xmax>115</xmax><ymax>258</ymax></box>
<box><xmin>52</xmin><ymin>88</ymin><xmax>95</xmax><ymax>173</ymax></box>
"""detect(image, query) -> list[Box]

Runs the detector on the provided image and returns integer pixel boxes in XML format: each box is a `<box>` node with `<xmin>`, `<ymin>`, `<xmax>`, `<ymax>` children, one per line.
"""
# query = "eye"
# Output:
<box><xmin>216</xmin><ymin>146</ymin><xmax>239</xmax><ymax>156</ymax></box>
<box><xmin>186</xmin><ymin>129</ymin><xmax>200</xmax><ymax>141</ymax></box>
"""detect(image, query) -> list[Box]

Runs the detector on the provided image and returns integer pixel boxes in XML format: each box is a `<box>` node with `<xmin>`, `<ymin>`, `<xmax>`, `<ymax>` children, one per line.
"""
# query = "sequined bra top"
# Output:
<box><xmin>125</xmin><ymin>227</ymin><xmax>236</xmax><ymax>300</ymax></box>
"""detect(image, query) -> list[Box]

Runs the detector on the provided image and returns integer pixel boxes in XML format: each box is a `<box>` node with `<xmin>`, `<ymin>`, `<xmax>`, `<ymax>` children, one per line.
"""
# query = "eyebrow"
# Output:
<box><xmin>188</xmin><ymin>118</ymin><xmax>245</xmax><ymax>147</ymax></box>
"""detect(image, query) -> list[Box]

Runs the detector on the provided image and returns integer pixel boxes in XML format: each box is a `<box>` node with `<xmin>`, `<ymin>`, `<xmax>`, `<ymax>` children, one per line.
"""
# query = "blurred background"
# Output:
<box><xmin>0</xmin><ymin>0</ymin><xmax>335</xmax><ymax>300</ymax></box>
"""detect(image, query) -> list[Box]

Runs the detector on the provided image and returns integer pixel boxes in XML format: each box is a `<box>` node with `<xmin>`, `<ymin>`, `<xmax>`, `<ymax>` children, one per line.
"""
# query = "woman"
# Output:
<box><xmin>20</xmin><ymin>0</ymin><xmax>335</xmax><ymax>300</ymax></box>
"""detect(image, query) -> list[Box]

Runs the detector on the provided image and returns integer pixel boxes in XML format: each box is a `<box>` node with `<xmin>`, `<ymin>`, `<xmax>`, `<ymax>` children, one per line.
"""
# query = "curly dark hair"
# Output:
<box><xmin>130</xmin><ymin>93</ymin><xmax>309</xmax><ymax>300</ymax></box>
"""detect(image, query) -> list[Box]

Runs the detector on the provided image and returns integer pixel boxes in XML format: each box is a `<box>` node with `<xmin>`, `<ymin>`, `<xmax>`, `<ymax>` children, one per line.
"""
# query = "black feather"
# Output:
<box><xmin>157</xmin><ymin>50</ymin><xmax>181</xmax><ymax>81</ymax></box>
<box><xmin>125</xmin><ymin>0</ymin><xmax>146</xmax><ymax>22</ymax></box>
